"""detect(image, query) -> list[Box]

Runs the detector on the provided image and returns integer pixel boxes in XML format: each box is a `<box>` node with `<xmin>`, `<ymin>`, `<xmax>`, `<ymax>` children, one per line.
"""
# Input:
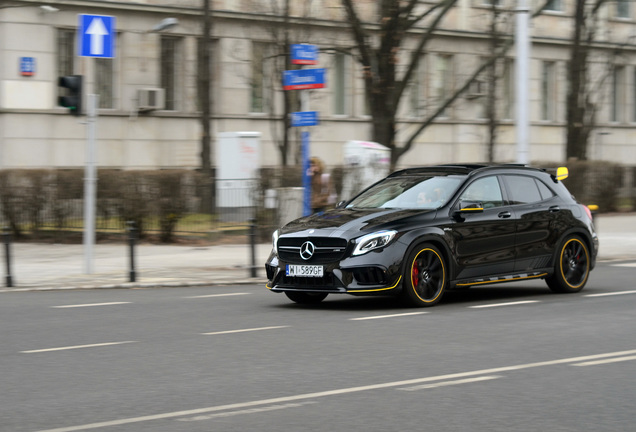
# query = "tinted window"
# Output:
<box><xmin>536</xmin><ymin>179</ymin><xmax>555</xmax><ymax>200</ymax></box>
<box><xmin>459</xmin><ymin>176</ymin><xmax>503</xmax><ymax>209</ymax></box>
<box><xmin>347</xmin><ymin>175</ymin><xmax>463</xmax><ymax>209</ymax></box>
<box><xmin>505</xmin><ymin>175</ymin><xmax>543</xmax><ymax>204</ymax></box>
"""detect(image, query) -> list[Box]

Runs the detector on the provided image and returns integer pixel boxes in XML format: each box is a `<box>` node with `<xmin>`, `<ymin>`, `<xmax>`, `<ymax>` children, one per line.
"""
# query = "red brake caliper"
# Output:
<box><xmin>412</xmin><ymin>262</ymin><xmax>419</xmax><ymax>287</ymax></box>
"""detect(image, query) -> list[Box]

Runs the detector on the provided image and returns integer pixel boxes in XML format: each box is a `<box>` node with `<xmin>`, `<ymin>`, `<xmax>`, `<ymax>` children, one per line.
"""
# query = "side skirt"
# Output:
<box><xmin>453</xmin><ymin>271</ymin><xmax>548</xmax><ymax>289</ymax></box>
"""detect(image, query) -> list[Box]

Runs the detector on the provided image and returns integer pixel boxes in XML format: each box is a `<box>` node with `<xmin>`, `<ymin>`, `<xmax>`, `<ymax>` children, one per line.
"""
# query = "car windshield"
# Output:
<box><xmin>346</xmin><ymin>175</ymin><xmax>463</xmax><ymax>209</ymax></box>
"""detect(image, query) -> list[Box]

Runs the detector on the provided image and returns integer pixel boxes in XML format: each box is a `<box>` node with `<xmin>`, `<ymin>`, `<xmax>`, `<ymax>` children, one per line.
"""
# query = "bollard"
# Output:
<box><xmin>3</xmin><ymin>226</ymin><xmax>13</xmax><ymax>288</ymax></box>
<box><xmin>249</xmin><ymin>219</ymin><xmax>257</xmax><ymax>278</ymax></box>
<box><xmin>127</xmin><ymin>221</ymin><xmax>137</xmax><ymax>283</ymax></box>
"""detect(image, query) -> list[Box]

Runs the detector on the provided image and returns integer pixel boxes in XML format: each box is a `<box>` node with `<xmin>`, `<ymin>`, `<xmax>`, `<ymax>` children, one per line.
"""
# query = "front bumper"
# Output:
<box><xmin>265</xmin><ymin>250</ymin><xmax>405</xmax><ymax>296</ymax></box>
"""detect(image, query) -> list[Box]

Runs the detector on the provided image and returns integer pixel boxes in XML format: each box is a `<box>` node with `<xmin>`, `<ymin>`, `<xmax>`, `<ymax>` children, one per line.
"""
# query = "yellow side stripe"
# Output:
<box><xmin>349</xmin><ymin>276</ymin><xmax>402</xmax><ymax>293</ymax></box>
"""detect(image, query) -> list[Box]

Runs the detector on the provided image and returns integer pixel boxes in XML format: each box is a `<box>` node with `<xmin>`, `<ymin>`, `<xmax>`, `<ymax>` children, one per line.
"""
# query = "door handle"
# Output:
<box><xmin>498</xmin><ymin>211</ymin><xmax>511</xmax><ymax>219</ymax></box>
<box><xmin>549</xmin><ymin>205</ymin><xmax>560</xmax><ymax>212</ymax></box>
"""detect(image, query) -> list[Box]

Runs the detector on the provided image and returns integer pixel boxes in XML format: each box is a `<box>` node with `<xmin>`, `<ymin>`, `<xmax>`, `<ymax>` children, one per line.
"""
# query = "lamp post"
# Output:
<box><xmin>515</xmin><ymin>0</ymin><xmax>530</xmax><ymax>165</ymax></box>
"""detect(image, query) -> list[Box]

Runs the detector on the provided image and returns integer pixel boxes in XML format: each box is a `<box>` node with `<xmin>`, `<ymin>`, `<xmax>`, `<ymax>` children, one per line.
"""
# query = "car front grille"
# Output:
<box><xmin>278</xmin><ymin>237</ymin><xmax>349</xmax><ymax>264</ymax></box>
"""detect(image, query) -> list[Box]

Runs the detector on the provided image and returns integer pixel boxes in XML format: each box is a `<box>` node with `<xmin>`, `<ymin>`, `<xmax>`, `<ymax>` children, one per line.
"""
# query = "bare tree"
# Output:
<box><xmin>565</xmin><ymin>0</ymin><xmax>608</xmax><ymax>161</ymax></box>
<box><xmin>340</xmin><ymin>0</ymin><xmax>558</xmax><ymax>169</ymax></box>
<box><xmin>245</xmin><ymin>0</ymin><xmax>320</xmax><ymax>167</ymax></box>
<box><xmin>483</xmin><ymin>2</ymin><xmax>510</xmax><ymax>162</ymax></box>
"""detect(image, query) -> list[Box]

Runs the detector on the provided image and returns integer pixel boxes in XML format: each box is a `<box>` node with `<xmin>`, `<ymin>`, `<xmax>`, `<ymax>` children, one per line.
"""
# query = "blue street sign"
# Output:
<box><xmin>291</xmin><ymin>111</ymin><xmax>319</xmax><ymax>127</ymax></box>
<box><xmin>283</xmin><ymin>68</ymin><xmax>326</xmax><ymax>90</ymax></box>
<box><xmin>20</xmin><ymin>57</ymin><xmax>36</xmax><ymax>76</ymax></box>
<box><xmin>79</xmin><ymin>14</ymin><xmax>116</xmax><ymax>58</ymax></box>
<box><xmin>291</xmin><ymin>44</ymin><xmax>318</xmax><ymax>65</ymax></box>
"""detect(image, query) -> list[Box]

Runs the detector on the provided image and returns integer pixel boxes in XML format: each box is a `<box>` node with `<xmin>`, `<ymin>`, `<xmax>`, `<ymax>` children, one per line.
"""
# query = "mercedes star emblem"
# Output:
<box><xmin>300</xmin><ymin>241</ymin><xmax>315</xmax><ymax>260</ymax></box>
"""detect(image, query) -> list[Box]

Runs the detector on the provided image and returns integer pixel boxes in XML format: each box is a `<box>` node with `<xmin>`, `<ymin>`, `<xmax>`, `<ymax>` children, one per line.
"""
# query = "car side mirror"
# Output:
<box><xmin>453</xmin><ymin>200</ymin><xmax>484</xmax><ymax>220</ymax></box>
<box><xmin>336</xmin><ymin>200</ymin><xmax>347</xmax><ymax>209</ymax></box>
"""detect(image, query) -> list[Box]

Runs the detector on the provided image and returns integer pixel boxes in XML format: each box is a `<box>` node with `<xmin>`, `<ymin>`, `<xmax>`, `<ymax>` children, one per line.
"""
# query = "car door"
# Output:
<box><xmin>448</xmin><ymin>175</ymin><xmax>517</xmax><ymax>279</ymax></box>
<box><xmin>501</xmin><ymin>174</ymin><xmax>558</xmax><ymax>272</ymax></box>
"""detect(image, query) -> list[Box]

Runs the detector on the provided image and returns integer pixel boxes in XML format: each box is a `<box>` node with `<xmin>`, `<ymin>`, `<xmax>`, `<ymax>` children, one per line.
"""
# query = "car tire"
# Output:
<box><xmin>284</xmin><ymin>291</ymin><xmax>328</xmax><ymax>304</ymax></box>
<box><xmin>401</xmin><ymin>244</ymin><xmax>447</xmax><ymax>307</ymax></box>
<box><xmin>546</xmin><ymin>235</ymin><xmax>590</xmax><ymax>293</ymax></box>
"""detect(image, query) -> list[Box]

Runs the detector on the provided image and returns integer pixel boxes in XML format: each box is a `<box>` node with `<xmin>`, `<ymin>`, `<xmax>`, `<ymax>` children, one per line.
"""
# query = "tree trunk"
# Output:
<box><xmin>199</xmin><ymin>0</ymin><xmax>213</xmax><ymax>212</ymax></box>
<box><xmin>565</xmin><ymin>0</ymin><xmax>588</xmax><ymax>161</ymax></box>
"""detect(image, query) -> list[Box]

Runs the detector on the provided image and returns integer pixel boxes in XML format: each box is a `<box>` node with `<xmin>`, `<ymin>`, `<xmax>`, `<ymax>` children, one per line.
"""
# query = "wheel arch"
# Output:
<box><xmin>400</xmin><ymin>234</ymin><xmax>456</xmax><ymax>282</ymax></box>
<box><xmin>550</xmin><ymin>228</ymin><xmax>594</xmax><ymax>267</ymax></box>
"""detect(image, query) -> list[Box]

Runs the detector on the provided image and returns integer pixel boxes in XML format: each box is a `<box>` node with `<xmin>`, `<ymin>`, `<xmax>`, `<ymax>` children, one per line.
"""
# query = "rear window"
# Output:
<box><xmin>505</xmin><ymin>175</ymin><xmax>547</xmax><ymax>204</ymax></box>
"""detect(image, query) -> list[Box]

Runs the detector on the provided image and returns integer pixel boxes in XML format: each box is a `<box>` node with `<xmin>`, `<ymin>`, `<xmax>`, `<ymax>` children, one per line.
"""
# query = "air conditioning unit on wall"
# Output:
<box><xmin>137</xmin><ymin>88</ymin><xmax>165</xmax><ymax>111</ymax></box>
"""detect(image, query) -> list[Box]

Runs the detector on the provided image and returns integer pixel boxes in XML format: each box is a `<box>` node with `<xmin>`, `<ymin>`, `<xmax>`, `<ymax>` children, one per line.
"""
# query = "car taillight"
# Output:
<box><xmin>583</xmin><ymin>205</ymin><xmax>593</xmax><ymax>221</ymax></box>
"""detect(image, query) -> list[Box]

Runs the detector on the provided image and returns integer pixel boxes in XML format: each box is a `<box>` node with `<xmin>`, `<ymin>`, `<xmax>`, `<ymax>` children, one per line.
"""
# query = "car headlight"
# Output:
<box><xmin>352</xmin><ymin>230</ymin><xmax>397</xmax><ymax>256</ymax></box>
<box><xmin>272</xmin><ymin>229</ymin><xmax>280</xmax><ymax>253</ymax></box>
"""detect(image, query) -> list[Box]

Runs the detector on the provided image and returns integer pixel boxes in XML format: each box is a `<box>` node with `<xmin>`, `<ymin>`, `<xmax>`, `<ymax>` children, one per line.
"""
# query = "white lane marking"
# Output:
<box><xmin>398</xmin><ymin>375</ymin><xmax>502</xmax><ymax>391</ymax></box>
<box><xmin>469</xmin><ymin>300</ymin><xmax>540</xmax><ymax>309</ymax></box>
<box><xmin>350</xmin><ymin>312</ymin><xmax>428</xmax><ymax>321</ymax></box>
<box><xmin>21</xmin><ymin>341</ymin><xmax>136</xmax><ymax>354</ymax></box>
<box><xmin>176</xmin><ymin>401</ymin><xmax>316</xmax><ymax>422</ymax></box>
<box><xmin>52</xmin><ymin>302</ymin><xmax>131</xmax><ymax>308</ymax></box>
<box><xmin>186</xmin><ymin>293</ymin><xmax>250</xmax><ymax>299</ymax></box>
<box><xmin>585</xmin><ymin>290</ymin><xmax>636</xmax><ymax>298</ymax></box>
<box><xmin>571</xmin><ymin>355</ymin><xmax>636</xmax><ymax>367</ymax></box>
<box><xmin>611</xmin><ymin>263</ymin><xmax>636</xmax><ymax>267</ymax></box>
<box><xmin>34</xmin><ymin>348</ymin><xmax>636</xmax><ymax>432</ymax></box>
<box><xmin>201</xmin><ymin>326</ymin><xmax>288</xmax><ymax>336</ymax></box>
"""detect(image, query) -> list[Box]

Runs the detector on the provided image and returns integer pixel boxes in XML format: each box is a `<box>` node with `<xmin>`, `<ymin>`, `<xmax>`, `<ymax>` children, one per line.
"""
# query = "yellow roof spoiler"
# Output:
<box><xmin>556</xmin><ymin>166</ymin><xmax>569</xmax><ymax>181</ymax></box>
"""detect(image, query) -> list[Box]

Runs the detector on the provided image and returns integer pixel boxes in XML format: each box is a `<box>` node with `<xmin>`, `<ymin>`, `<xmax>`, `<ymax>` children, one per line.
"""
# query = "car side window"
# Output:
<box><xmin>505</xmin><ymin>175</ymin><xmax>543</xmax><ymax>204</ymax></box>
<box><xmin>459</xmin><ymin>176</ymin><xmax>504</xmax><ymax>209</ymax></box>
<box><xmin>536</xmin><ymin>179</ymin><xmax>556</xmax><ymax>200</ymax></box>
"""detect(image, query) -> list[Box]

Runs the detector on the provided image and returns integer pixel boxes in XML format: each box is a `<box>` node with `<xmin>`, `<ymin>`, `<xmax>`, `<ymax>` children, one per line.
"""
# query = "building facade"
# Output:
<box><xmin>1</xmin><ymin>0</ymin><xmax>636</xmax><ymax>171</ymax></box>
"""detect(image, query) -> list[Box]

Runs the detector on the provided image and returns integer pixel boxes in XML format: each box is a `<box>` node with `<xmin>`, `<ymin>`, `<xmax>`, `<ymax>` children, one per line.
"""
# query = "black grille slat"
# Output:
<box><xmin>278</xmin><ymin>237</ymin><xmax>348</xmax><ymax>264</ymax></box>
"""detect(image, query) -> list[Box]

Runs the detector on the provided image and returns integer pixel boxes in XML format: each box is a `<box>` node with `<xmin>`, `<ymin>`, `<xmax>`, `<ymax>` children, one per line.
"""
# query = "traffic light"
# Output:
<box><xmin>58</xmin><ymin>75</ymin><xmax>83</xmax><ymax>116</ymax></box>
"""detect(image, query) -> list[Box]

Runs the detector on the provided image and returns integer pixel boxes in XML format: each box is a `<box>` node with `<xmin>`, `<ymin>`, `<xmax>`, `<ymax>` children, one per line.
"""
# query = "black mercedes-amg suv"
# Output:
<box><xmin>265</xmin><ymin>164</ymin><xmax>598</xmax><ymax>307</ymax></box>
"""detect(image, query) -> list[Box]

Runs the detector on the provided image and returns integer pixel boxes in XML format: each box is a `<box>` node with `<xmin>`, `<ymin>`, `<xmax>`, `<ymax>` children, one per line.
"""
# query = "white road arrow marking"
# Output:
<box><xmin>86</xmin><ymin>18</ymin><xmax>108</xmax><ymax>55</ymax></box>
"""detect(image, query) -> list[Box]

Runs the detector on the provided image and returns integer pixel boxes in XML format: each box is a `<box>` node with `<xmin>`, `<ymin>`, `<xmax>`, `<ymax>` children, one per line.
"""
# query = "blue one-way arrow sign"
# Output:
<box><xmin>79</xmin><ymin>14</ymin><xmax>116</xmax><ymax>58</ymax></box>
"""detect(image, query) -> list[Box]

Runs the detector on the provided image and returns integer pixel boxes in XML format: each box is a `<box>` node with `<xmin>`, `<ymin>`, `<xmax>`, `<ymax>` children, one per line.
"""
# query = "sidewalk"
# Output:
<box><xmin>1</xmin><ymin>213</ymin><xmax>634</xmax><ymax>292</ymax></box>
<box><xmin>1</xmin><ymin>243</ymin><xmax>271</xmax><ymax>292</ymax></box>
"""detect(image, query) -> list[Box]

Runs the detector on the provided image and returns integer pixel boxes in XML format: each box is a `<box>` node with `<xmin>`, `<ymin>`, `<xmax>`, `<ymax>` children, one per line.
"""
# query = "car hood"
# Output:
<box><xmin>279</xmin><ymin>208</ymin><xmax>435</xmax><ymax>238</ymax></box>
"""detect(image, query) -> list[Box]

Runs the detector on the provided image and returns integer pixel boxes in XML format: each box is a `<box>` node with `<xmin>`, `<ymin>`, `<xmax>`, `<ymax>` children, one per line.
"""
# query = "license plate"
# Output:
<box><xmin>286</xmin><ymin>264</ymin><xmax>324</xmax><ymax>277</ymax></box>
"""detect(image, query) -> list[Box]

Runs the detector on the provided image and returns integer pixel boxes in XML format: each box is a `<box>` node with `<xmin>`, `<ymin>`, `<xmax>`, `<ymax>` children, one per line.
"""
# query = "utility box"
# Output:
<box><xmin>215</xmin><ymin>132</ymin><xmax>261</xmax><ymax>221</ymax></box>
<box><xmin>341</xmin><ymin>140</ymin><xmax>391</xmax><ymax>200</ymax></box>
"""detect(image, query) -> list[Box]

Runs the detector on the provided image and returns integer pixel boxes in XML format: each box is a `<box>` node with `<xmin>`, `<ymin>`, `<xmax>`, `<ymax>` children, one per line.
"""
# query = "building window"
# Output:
<box><xmin>632</xmin><ymin>68</ymin><xmax>636</xmax><ymax>122</ymax></box>
<box><xmin>95</xmin><ymin>58</ymin><xmax>114</xmax><ymax>109</ymax></box>
<box><xmin>502</xmin><ymin>59</ymin><xmax>514</xmax><ymax>120</ymax></box>
<box><xmin>544</xmin><ymin>0</ymin><xmax>562</xmax><ymax>12</ymax></box>
<box><xmin>409</xmin><ymin>57</ymin><xmax>425</xmax><ymax>117</ymax></box>
<box><xmin>616</xmin><ymin>0</ymin><xmax>630</xmax><ymax>18</ymax></box>
<box><xmin>57</xmin><ymin>29</ymin><xmax>75</xmax><ymax>105</ymax></box>
<box><xmin>612</xmin><ymin>66</ymin><xmax>625</xmax><ymax>122</ymax></box>
<box><xmin>197</xmin><ymin>38</ymin><xmax>216</xmax><ymax>112</ymax></box>
<box><xmin>251</xmin><ymin>42</ymin><xmax>271</xmax><ymax>113</ymax></box>
<box><xmin>333</xmin><ymin>52</ymin><xmax>349</xmax><ymax>115</ymax></box>
<box><xmin>160</xmin><ymin>36</ymin><xmax>180</xmax><ymax>110</ymax></box>
<box><xmin>541</xmin><ymin>61</ymin><xmax>556</xmax><ymax>121</ymax></box>
<box><xmin>432</xmin><ymin>54</ymin><xmax>453</xmax><ymax>118</ymax></box>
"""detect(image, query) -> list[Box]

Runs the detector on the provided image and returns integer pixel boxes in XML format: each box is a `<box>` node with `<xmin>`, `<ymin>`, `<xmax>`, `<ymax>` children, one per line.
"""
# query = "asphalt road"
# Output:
<box><xmin>2</xmin><ymin>260</ymin><xmax>635</xmax><ymax>432</ymax></box>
